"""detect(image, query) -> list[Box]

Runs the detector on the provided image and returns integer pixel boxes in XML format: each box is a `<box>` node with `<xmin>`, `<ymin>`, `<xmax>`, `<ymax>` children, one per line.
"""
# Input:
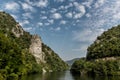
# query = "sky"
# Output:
<box><xmin>0</xmin><ymin>0</ymin><xmax>120</xmax><ymax>61</ymax></box>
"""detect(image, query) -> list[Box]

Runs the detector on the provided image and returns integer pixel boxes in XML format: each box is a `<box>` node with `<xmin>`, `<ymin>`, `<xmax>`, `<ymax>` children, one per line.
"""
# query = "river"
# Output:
<box><xmin>20</xmin><ymin>71</ymin><xmax>120</xmax><ymax>80</ymax></box>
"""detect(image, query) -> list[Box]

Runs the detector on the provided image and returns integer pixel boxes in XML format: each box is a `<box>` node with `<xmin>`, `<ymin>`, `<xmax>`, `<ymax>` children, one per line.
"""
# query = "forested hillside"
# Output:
<box><xmin>71</xmin><ymin>25</ymin><xmax>120</xmax><ymax>76</ymax></box>
<box><xmin>0</xmin><ymin>12</ymin><xmax>68</xmax><ymax>80</ymax></box>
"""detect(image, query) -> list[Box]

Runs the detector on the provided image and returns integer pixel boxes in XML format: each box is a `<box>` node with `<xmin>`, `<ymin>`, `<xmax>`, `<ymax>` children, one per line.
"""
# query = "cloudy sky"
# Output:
<box><xmin>0</xmin><ymin>0</ymin><xmax>120</xmax><ymax>61</ymax></box>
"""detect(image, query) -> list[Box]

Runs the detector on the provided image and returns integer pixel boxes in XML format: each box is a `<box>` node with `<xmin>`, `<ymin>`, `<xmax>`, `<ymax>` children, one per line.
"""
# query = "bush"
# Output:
<box><xmin>7</xmin><ymin>73</ymin><xmax>18</xmax><ymax>80</ymax></box>
<box><xmin>0</xmin><ymin>73</ymin><xmax>5</xmax><ymax>80</ymax></box>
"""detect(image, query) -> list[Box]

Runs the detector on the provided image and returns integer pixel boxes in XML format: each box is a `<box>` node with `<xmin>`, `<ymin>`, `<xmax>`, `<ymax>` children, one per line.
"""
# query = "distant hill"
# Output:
<box><xmin>66</xmin><ymin>58</ymin><xmax>80</xmax><ymax>66</ymax></box>
<box><xmin>0</xmin><ymin>12</ymin><xmax>68</xmax><ymax>80</ymax></box>
<box><xmin>71</xmin><ymin>25</ymin><xmax>120</xmax><ymax>76</ymax></box>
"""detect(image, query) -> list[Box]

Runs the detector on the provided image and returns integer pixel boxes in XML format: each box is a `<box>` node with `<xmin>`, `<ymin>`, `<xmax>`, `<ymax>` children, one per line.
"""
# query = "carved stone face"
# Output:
<box><xmin>29</xmin><ymin>35</ymin><xmax>45</xmax><ymax>63</ymax></box>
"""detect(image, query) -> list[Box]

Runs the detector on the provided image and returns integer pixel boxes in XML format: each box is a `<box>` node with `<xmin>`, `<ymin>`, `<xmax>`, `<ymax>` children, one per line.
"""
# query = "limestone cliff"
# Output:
<box><xmin>0</xmin><ymin>11</ymin><xmax>68</xmax><ymax>76</ymax></box>
<box><xmin>12</xmin><ymin>24</ymin><xmax>24</xmax><ymax>37</ymax></box>
<box><xmin>29</xmin><ymin>34</ymin><xmax>46</xmax><ymax>63</ymax></box>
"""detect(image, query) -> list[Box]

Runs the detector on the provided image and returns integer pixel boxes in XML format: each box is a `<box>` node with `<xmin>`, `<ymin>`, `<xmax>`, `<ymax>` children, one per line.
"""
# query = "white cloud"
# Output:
<box><xmin>66</xmin><ymin>12</ymin><xmax>73</xmax><ymax>18</ymax></box>
<box><xmin>44</xmin><ymin>23</ymin><xmax>50</xmax><ymax>26</ymax></box>
<box><xmin>65</xmin><ymin>3</ymin><xmax>73</xmax><ymax>9</ymax></box>
<box><xmin>23</xmin><ymin>27</ymin><xmax>33</xmax><ymax>31</ymax></box>
<box><xmin>19</xmin><ymin>20</ymin><xmax>30</xmax><ymax>26</ymax></box>
<box><xmin>112</xmin><ymin>1</ymin><xmax>120</xmax><ymax>20</ymax></box>
<box><xmin>60</xmin><ymin>20</ymin><xmax>67</xmax><ymax>25</ymax></box>
<box><xmin>73</xmin><ymin>2</ymin><xmax>79</xmax><ymax>7</ymax></box>
<box><xmin>41</xmin><ymin>11</ymin><xmax>46</xmax><ymax>14</ymax></box>
<box><xmin>54</xmin><ymin>0</ymin><xmax>64</xmax><ymax>2</ymax></box>
<box><xmin>11</xmin><ymin>14</ymin><xmax>18</xmax><ymax>20</ymax></box>
<box><xmin>99</xmin><ymin>7</ymin><xmax>111</xmax><ymax>14</ymax></box>
<box><xmin>78</xmin><ymin>45</ymin><xmax>88</xmax><ymax>52</ymax></box>
<box><xmin>50</xmin><ymin>8</ymin><xmax>57</xmax><ymax>13</ymax></box>
<box><xmin>22</xmin><ymin>13</ymin><xmax>33</xmax><ymax>19</ymax></box>
<box><xmin>37</xmin><ymin>0</ymin><xmax>48</xmax><ymax>8</ymax></box>
<box><xmin>87</xmin><ymin>0</ymin><xmax>120</xmax><ymax>29</ymax></box>
<box><xmin>69</xmin><ymin>0</ymin><xmax>75</xmax><ymax>2</ymax></box>
<box><xmin>48</xmin><ymin>19</ymin><xmax>54</xmax><ymax>24</ymax></box>
<box><xmin>94</xmin><ymin>0</ymin><xmax>105</xmax><ymax>8</ymax></box>
<box><xmin>76</xmin><ymin>5</ymin><xmax>86</xmax><ymax>14</ymax></box>
<box><xmin>78</xmin><ymin>19</ymin><xmax>106</xmax><ymax>28</ymax></box>
<box><xmin>41</xmin><ymin>16</ymin><xmax>47</xmax><ymax>19</ymax></box>
<box><xmin>59</xmin><ymin>6</ymin><xmax>65</xmax><ymax>10</ymax></box>
<box><xmin>74</xmin><ymin>13</ymin><xmax>83</xmax><ymax>19</ymax></box>
<box><xmin>113</xmin><ymin>12</ymin><xmax>120</xmax><ymax>20</ymax></box>
<box><xmin>50</xmin><ymin>27</ymin><xmax>61</xmax><ymax>31</ymax></box>
<box><xmin>5</xmin><ymin>2</ymin><xmax>20</xmax><ymax>12</ymax></box>
<box><xmin>72</xmin><ymin>44</ymin><xmax>88</xmax><ymax>52</ymax></box>
<box><xmin>21</xmin><ymin>2</ymin><xmax>35</xmax><ymax>12</ymax></box>
<box><xmin>82</xmin><ymin>0</ymin><xmax>93</xmax><ymax>8</ymax></box>
<box><xmin>0</xmin><ymin>9</ymin><xmax>3</xmax><ymax>12</ymax></box>
<box><xmin>73</xmin><ymin>2</ymin><xmax>86</xmax><ymax>19</ymax></box>
<box><xmin>73</xmin><ymin>28</ymin><xmax>104</xmax><ymax>53</ymax></box>
<box><xmin>26</xmin><ymin>0</ymin><xmax>48</xmax><ymax>8</ymax></box>
<box><xmin>86</xmin><ymin>13</ymin><xmax>91</xmax><ymax>17</ymax></box>
<box><xmin>55</xmin><ymin>27</ymin><xmax>61</xmax><ymax>31</ymax></box>
<box><xmin>73</xmin><ymin>28</ymin><xmax>104</xmax><ymax>42</ymax></box>
<box><xmin>51</xmin><ymin>13</ymin><xmax>62</xmax><ymax>19</ymax></box>
<box><xmin>37</xmin><ymin>22</ymin><xmax>43</xmax><ymax>27</ymax></box>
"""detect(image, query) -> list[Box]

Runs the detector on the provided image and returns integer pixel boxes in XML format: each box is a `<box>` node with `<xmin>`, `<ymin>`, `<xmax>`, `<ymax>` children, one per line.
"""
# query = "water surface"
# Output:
<box><xmin>21</xmin><ymin>71</ymin><xmax>120</xmax><ymax>80</ymax></box>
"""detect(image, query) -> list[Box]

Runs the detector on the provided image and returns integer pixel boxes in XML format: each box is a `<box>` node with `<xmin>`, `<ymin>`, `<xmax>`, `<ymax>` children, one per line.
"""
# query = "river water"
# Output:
<box><xmin>21</xmin><ymin>71</ymin><xmax>120</xmax><ymax>80</ymax></box>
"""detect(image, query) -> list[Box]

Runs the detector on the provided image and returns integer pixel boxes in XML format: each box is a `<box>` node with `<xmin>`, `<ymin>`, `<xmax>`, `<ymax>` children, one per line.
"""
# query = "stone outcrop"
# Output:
<box><xmin>12</xmin><ymin>24</ymin><xmax>24</xmax><ymax>37</ymax></box>
<box><xmin>29</xmin><ymin>34</ymin><xmax>45</xmax><ymax>63</ymax></box>
<box><xmin>0</xmin><ymin>12</ymin><xmax>69</xmax><ymax>75</ymax></box>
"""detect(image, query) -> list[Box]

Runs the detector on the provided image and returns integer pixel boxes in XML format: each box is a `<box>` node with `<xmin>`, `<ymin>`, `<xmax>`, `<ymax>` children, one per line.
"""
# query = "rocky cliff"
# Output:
<box><xmin>12</xmin><ymin>24</ymin><xmax>24</xmax><ymax>38</ymax></box>
<box><xmin>0</xmin><ymin>12</ymin><xmax>68</xmax><ymax>79</ymax></box>
<box><xmin>29</xmin><ymin>34</ymin><xmax>45</xmax><ymax>64</ymax></box>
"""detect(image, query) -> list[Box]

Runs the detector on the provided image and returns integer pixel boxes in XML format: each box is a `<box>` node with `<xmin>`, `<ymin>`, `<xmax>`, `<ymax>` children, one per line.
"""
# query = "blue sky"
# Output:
<box><xmin>0</xmin><ymin>0</ymin><xmax>120</xmax><ymax>61</ymax></box>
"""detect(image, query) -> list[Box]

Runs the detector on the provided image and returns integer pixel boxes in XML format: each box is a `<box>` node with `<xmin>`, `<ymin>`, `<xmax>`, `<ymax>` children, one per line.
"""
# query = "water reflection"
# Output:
<box><xmin>21</xmin><ymin>71</ymin><xmax>120</xmax><ymax>80</ymax></box>
<box><xmin>21</xmin><ymin>71</ymin><xmax>65</xmax><ymax>80</ymax></box>
<box><xmin>71</xmin><ymin>72</ymin><xmax>120</xmax><ymax>80</ymax></box>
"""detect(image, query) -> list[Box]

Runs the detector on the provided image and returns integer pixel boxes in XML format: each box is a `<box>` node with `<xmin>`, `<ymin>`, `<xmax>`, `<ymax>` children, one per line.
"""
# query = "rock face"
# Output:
<box><xmin>0</xmin><ymin>12</ymin><xmax>68</xmax><ymax>76</ymax></box>
<box><xmin>29</xmin><ymin>34</ymin><xmax>45</xmax><ymax>63</ymax></box>
<box><xmin>12</xmin><ymin>24</ymin><xmax>24</xmax><ymax>37</ymax></box>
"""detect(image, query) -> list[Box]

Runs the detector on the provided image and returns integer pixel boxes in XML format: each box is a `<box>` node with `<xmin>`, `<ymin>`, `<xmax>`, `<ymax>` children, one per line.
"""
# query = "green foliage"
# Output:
<box><xmin>71</xmin><ymin>25</ymin><xmax>120</xmax><ymax>76</ymax></box>
<box><xmin>70</xmin><ymin>58</ymin><xmax>86</xmax><ymax>74</ymax></box>
<box><xmin>7</xmin><ymin>73</ymin><xmax>18</xmax><ymax>80</ymax></box>
<box><xmin>15</xmin><ymin>32</ymin><xmax>32</xmax><ymax>49</ymax></box>
<box><xmin>0</xmin><ymin>11</ymin><xmax>68</xmax><ymax>80</ymax></box>
<box><xmin>0</xmin><ymin>12</ymin><xmax>16</xmax><ymax>34</ymax></box>
<box><xmin>31</xmin><ymin>63</ymin><xmax>42</xmax><ymax>73</ymax></box>
<box><xmin>71</xmin><ymin>58</ymin><xmax>120</xmax><ymax>76</ymax></box>
<box><xmin>42</xmin><ymin>43</ymin><xmax>69</xmax><ymax>71</ymax></box>
<box><xmin>0</xmin><ymin>12</ymin><xmax>42</xmax><ymax>79</ymax></box>
<box><xmin>0</xmin><ymin>32</ymin><xmax>42</xmax><ymax>79</ymax></box>
<box><xmin>0</xmin><ymin>73</ymin><xmax>5</xmax><ymax>80</ymax></box>
<box><xmin>86</xmin><ymin>25</ymin><xmax>120</xmax><ymax>60</ymax></box>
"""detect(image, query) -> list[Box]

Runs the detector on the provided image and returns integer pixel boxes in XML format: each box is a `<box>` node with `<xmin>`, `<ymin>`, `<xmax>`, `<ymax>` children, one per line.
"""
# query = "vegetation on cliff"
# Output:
<box><xmin>0</xmin><ymin>32</ymin><xmax>42</xmax><ymax>80</ymax></box>
<box><xmin>87</xmin><ymin>25</ymin><xmax>120</xmax><ymax>60</ymax></box>
<box><xmin>71</xmin><ymin>25</ymin><xmax>120</xmax><ymax>76</ymax></box>
<box><xmin>0</xmin><ymin>12</ymin><xmax>68</xmax><ymax>79</ymax></box>
<box><xmin>42</xmin><ymin>43</ymin><xmax>68</xmax><ymax>71</ymax></box>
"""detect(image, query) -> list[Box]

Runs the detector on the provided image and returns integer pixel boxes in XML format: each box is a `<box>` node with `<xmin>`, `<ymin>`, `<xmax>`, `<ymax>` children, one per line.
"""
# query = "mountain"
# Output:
<box><xmin>71</xmin><ymin>25</ymin><xmax>120</xmax><ymax>76</ymax></box>
<box><xmin>66</xmin><ymin>58</ymin><xmax>80</xmax><ymax>66</ymax></box>
<box><xmin>0</xmin><ymin>12</ymin><xmax>68</xmax><ymax>80</ymax></box>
